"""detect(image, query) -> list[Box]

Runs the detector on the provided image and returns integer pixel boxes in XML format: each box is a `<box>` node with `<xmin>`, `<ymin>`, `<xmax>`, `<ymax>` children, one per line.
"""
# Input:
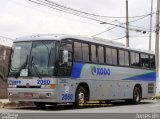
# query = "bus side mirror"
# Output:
<box><xmin>63</xmin><ymin>50</ymin><xmax>68</xmax><ymax>63</ymax></box>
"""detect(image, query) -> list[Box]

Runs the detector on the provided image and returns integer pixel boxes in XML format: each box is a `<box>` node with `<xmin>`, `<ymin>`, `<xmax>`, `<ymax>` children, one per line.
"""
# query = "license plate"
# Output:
<box><xmin>24</xmin><ymin>93</ymin><xmax>33</xmax><ymax>97</ymax></box>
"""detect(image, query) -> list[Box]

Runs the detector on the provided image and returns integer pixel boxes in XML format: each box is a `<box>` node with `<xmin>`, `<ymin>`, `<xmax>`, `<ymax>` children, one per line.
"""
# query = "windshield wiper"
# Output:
<box><xmin>15</xmin><ymin>55</ymin><xmax>28</xmax><ymax>78</ymax></box>
<box><xmin>31</xmin><ymin>56</ymin><xmax>42</xmax><ymax>79</ymax></box>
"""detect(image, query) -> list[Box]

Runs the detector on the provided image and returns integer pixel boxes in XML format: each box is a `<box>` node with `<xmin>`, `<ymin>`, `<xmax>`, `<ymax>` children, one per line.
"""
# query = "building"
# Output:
<box><xmin>0</xmin><ymin>38</ymin><xmax>12</xmax><ymax>98</ymax></box>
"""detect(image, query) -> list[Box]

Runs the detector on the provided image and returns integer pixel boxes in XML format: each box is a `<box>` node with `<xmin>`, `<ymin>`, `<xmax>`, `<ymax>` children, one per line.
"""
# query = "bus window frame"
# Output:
<box><xmin>60</xmin><ymin>38</ymin><xmax>155</xmax><ymax>70</ymax></box>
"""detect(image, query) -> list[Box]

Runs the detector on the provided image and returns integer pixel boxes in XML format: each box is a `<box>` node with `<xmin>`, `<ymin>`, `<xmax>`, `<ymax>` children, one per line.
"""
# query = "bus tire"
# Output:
<box><xmin>34</xmin><ymin>102</ymin><xmax>46</xmax><ymax>108</ymax></box>
<box><xmin>74</xmin><ymin>86</ymin><xmax>87</xmax><ymax>108</ymax></box>
<box><xmin>132</xmin><ymin>86</ymin><xmax>141</xmax><ymax>104</ymax></box>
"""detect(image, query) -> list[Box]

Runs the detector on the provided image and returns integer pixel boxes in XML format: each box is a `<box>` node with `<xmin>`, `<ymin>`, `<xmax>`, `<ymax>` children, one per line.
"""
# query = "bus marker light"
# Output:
<box><xmin>50</xmin><ymin>84</ymin><xmax>56</xmax><ymax>89</ymax></box>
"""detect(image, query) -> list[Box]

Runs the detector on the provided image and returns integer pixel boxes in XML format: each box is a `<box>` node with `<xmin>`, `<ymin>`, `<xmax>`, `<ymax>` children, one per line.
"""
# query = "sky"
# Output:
<box><xmin>0</xmin><ymin>0</ymin><xmax>158</xmax><ymax>51</ymax></box>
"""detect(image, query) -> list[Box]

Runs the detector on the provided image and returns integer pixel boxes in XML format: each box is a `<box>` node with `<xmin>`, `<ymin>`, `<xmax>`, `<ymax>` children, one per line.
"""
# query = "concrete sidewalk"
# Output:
<box><xmin>0</xmin><ymin>99</ymin><xmax>34</xmax><ymax>108</ymax></box>
<box><xmin>0</xmin><ymin>99</ymin><xmax>21</xmax><ymax>108</ymax></box>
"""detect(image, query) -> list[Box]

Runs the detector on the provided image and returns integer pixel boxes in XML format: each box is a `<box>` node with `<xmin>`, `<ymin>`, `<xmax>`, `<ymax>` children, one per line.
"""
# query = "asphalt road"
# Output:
<box><xmin>0</xmin><ymin>100</ymin><xmax>160</xmax><ymax>113</ymax></box>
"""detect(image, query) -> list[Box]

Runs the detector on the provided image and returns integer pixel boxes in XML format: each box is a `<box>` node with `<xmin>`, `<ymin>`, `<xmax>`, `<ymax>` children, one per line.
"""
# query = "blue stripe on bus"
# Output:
<box><xmin>71</xmin><ymin>62</ymin><xmax>84</xmax><ymax>78</ymax></box>
<box><xmin>70</xmin><ymin>62</ymin><xmax>156</xmax><ymax>81</ymax></box>
<box><xmin>123</xmin><ymin>72</ymin><xmax>156</xmax><ymax>81</ymax></box>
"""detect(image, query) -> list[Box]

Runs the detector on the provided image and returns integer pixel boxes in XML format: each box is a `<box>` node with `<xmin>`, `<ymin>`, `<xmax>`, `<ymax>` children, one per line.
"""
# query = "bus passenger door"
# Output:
<box><xmin>58</xmin><ymin>39</ymin><xmax>73</xmax><ymax>77</ymax></box>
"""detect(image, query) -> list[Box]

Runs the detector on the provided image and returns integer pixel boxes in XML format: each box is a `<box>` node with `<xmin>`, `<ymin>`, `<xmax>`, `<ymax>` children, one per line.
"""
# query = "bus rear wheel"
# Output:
<box><xmin>34</xmin><ymin>102</ymin><xmax>46</xmax><ymax>108</ymax></box>
<box><xmin>132</xmin><ymin>86</ymin><xmax>141</xmax><ymax>104</ymax></box>
<box><xmin>74</xmin><ymin>86</ymin><xmax>87</xmax><ymax>108</ymax></box>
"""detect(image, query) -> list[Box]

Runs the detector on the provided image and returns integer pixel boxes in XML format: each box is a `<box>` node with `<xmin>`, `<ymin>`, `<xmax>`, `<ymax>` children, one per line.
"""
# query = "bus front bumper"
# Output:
<box><xmin>8</xmin><ymin>88</ymin><xmax>58</xmax><ymax>102</ymax></box>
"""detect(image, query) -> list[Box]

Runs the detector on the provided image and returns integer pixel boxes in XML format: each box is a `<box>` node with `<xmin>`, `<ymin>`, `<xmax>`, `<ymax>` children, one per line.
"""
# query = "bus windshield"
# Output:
<box><xmin>9</xmin><ymin>40</ymin><xmax>58</xmax><ymax>77</ymax></box>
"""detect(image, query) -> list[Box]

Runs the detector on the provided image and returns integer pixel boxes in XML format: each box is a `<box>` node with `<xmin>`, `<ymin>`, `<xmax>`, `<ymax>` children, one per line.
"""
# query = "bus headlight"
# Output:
<box><xmin>41</xmin><ymin>84</ymin><xmax>56</xmax><ymax>89</ymax></box>
<box><xmin>41</xmin><ymin>85</ymin><xmax>50</xmax><ymax>89</ymax></box>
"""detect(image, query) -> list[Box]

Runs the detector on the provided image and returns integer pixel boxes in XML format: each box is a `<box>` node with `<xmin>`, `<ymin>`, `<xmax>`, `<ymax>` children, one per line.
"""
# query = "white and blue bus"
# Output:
<box><xmin>8</xmin><ymin>34</ymin><xmax>156</xmax><ymax>108</ymax></box>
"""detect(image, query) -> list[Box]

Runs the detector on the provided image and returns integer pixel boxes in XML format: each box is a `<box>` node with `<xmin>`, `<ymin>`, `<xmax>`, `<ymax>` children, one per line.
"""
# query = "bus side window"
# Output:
<box><xmin>140</xmin><ymin>54</ymin><xmax>150</xmax><ymax>68</ymax></box>
<box><xmin>130</xmin><ymin>52</ymin><xmax>140</xmax><ymax>67</ymax></box>
<box><xmin>130</xmin><ymin>52</ymin><xmax>136</xmax><ymax>66</ymax></box>
<box><xmin>97</xmin><ymin>46</ymin><xmax>104</xmax><ymax>63</ymax></box>
<box><xmin>74</xmin><ymin>42</ymin><xmax>89</xmax><ymax>62</ymax></box>
<box><xmin>82</xmin><ymin>43</ymin><xmax>89</xmax><ymax>62</ymax></box>
<box><xmin>74</xmin><ymin>42</ymin><xmax>82</xmax><ymax>61</ymax></box>
<box><xmin>112</xmin><ymin>49</ymin><xmax>117</xmax><ymax>65</ymax></box>
<box><xmin>140</xmin><ymin>54</ymin><xmax>145</xmax><ymax>68</ymax></box>
<box><xmin>106</xmin><ymin>47</ymin><xmax>112</xmax><ymax>64</ymax></box>
<box><xmin>145</xmin><ymin>55</ymin><xmax>150</xmax><ymax>68</ymax></box>
<box><xmin>119</xmin><ymin>50</ymin><xmax>125</xmax><ymax>66</ymax></box>
<box><xmin>135</xmin><ymin>53</ymin><xmax>140</xmax><ymax>67</ymax></box>
<box><xmin>124</xmin><ymin>51</ymin><xmax>129</xmax><ymax>66</ymax></box>
<box><xmin>150</xmin><ymin>55</ymin><xmax>155</xmax><ymax>69</ymax></box>
<box><xmin>91</xmin><ymin>45</ymin><xmax>97</xmax><ymax>63</ymax></box>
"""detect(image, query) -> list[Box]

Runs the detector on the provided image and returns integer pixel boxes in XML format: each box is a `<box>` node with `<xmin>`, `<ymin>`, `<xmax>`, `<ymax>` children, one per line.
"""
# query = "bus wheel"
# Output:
<box><xmin>74</xmin><ymin>86</ymin><xmax>87</xmax><ymax>108</ymax></box>
<box><xmin>34</xmin><ymin>102</ymin><xmax>46</xmax><ymax>108</ymax></box>
<box><xmin>132</xmin><ymin>86</ymin><xmax>141</xmax><ymax>104</ymax></box>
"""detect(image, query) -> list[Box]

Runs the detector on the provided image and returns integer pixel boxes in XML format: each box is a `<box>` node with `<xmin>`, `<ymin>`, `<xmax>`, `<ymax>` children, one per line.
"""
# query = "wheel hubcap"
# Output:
<box><xmin>135</xmin><ymin>91</ymin><xmax>140</xmax><ymax>102</ymax></box>
<box><xmin>78</xmin><ymin>92</ymin><xmax>85</xmax><ymax>104</ymax></box>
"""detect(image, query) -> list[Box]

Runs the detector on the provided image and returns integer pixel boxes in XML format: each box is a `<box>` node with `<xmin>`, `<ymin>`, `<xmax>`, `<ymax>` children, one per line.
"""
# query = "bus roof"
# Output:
<box><xmin>15</xmin><ymin>34</ymin><xmax>154</xmax><ymax>55</ymax></box>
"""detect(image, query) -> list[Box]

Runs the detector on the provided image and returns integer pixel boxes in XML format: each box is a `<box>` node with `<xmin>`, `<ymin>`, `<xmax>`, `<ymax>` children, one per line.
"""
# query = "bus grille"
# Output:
<box><xmin>16</xmin><ymin>85</ymin><xmax>41</xmax><ymax>88</ymax></box>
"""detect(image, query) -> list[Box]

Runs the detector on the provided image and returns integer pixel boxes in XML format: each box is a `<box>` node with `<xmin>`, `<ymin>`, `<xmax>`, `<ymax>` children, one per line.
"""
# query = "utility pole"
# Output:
<box><xmin>126</xmin><ymin>0</ymin><xmax>129</xmax><ymax>47</ymax></box>
<box><xmin>149</xmin><ymin>0</ymin><xmax>153</xmax><ymax>51</ymax></box>
<box><xmin>155</xmin><ymin>0</ymin><xmax>160</xmax><ymax>95</ymax></box>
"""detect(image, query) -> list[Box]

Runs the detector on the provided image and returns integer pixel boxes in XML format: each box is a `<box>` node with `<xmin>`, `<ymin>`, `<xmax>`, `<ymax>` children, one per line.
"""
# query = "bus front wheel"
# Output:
<box><xmin>74</xmin><ymin>86</ymin><xmax>87</xmax><ymax>108</ymax></box>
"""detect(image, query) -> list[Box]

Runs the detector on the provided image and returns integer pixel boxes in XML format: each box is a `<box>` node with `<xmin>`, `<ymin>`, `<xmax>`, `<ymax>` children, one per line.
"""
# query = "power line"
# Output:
<box><xmin>111</xmin><ymin>15</ymin><xmax>153</xmax><ymax>31</ymax></box>
<box><xmin>100</xmin><ymin>14</ymin><xmax>152</xmax><ymax>32</ymax></box>
<box><xmin>9</xmin><ymin>0</ymin><xmax>151</xmax><ymax>36</ymax></box>
<box><xmin>130</xmin><ymin>35</ymin><xmax>149</xmax><ymax>37</ymax></box>
<box><xmin>8</xmin><ymin>0</ymin><xmax>101</xmax><ymax>26</ymax></box>
<box><xmin>34</xmin><ymin>0</ymin><xmax>154</xmax><ymax>30</ymax></box>
<box><xmin>92</xmin><ymin>26</ymin><xmax>118</xmax><ymax>37</ymax></box>
<box><xmin>28</xmin><ymin>0</ymin><xmax>153</xmax><ymax>34</ymax></box>
<box><xmin>92</xmin><ymin>15</ymin><xmax>154</xmax><ymax>37</ymax></box>
<box><xmin>92</xmin><ymin>23</ymin><xmax>153</xmax><ymax>38</ymax></box>
<box><xmin>29</xmin><ymin>0</ymin><xmax>120</xmax><ymax>24</ymax></box>
<box><xmin>39</xmin><ymin>0</ymin><xmax>155</xmax><ymax>19</ymax></box>
<box><xmin>129</xmin><ymin>15</ymin><xmax>151</xmax><ymax>23</ymax></box>
<box><xmin>94</xmin><ymin>35</ymin><xmax>149</xmax><ymax>42</ymax></box>
<box><xmin>28</xmin><ymin>0</ymin><xmax>122</xmax><ymax>25</ymax></box>
<box><xmin>110</xmin><ymin>36</ymin><xmax>126</xmax><ymax>41</ymax></box>
<box><xmin>27</xmin><ymin>0</ymin><xmax>155</xmax><ymax>40</ymax></box>
<box><xmin>28</xmin><ymin>0</ymin><xmax>104</xmax><ymax>22</ymax></box>
<box><xmin>40</xmin><ymin>0</ymin><xmax>155</xmax><ymax>32</ymax></box>
<box><xmin>111</xmin><ymin>35</ymin><xmax>150</xmax><ymax>41</ymax></box>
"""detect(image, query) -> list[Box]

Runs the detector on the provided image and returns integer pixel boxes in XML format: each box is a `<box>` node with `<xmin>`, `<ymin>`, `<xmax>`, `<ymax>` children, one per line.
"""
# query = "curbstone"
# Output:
<box><xmin>152</xmin><ymin>96</ymin><xmax>160</xmax><ymax>100</ymax></box>
<box><xmin>0</xmin><ymin>100</ymin><xmax>34</xmax><ymax>108</ymax></box>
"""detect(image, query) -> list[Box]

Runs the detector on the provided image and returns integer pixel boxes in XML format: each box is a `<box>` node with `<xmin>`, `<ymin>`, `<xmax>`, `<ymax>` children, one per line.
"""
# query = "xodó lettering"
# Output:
<box><xmin>91</xmin><ymin>65</ymin><xmax>111</xmax><ymax>76</ymax></box>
